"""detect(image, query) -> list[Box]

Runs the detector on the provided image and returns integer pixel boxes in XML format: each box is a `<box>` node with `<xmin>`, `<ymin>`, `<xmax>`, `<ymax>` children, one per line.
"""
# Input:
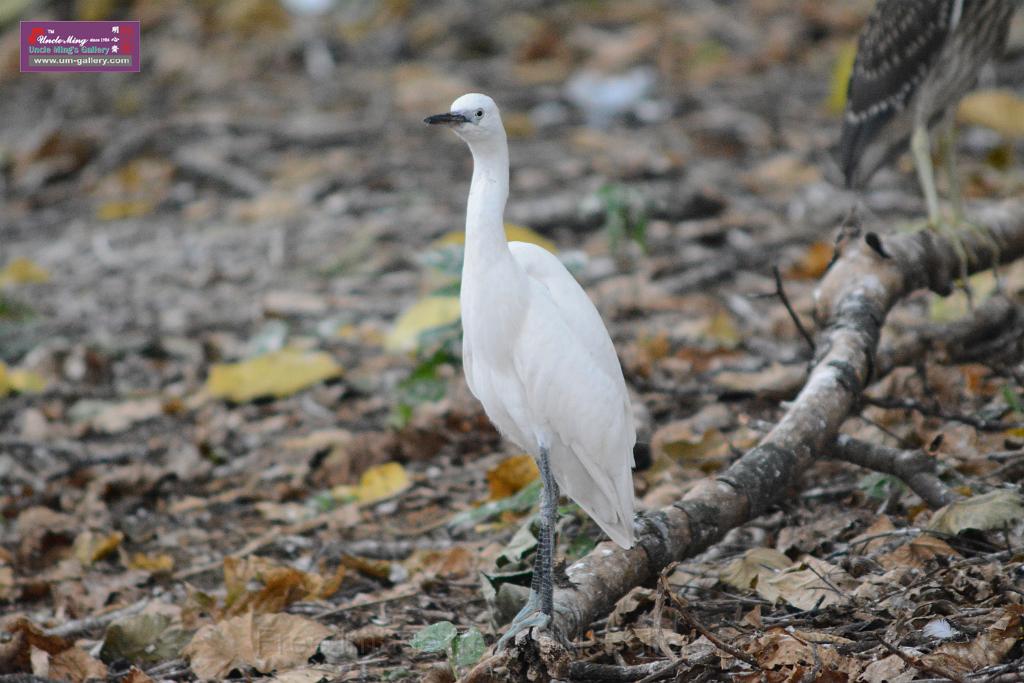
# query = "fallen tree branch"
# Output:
<box><xmin>509</xmin><ymin>201</ymin><xmax>1024</xmax><ymax>670</ymax></box>
<box><xmin>828</xmin><ymin>435</ymin><xmax>959</xmax><ymax>509</ymax></box>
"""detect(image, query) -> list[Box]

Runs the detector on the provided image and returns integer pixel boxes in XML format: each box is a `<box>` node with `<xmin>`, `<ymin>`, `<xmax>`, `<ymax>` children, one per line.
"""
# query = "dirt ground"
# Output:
<box><xmin>2</xmin><ymin>1</ymin><xmax>1024</xmax><ymax>681</ymax></box>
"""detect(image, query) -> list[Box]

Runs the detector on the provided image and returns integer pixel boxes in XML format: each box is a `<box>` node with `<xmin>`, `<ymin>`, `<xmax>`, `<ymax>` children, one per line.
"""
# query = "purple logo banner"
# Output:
<box><xmin>21</xmin><ymin>21</ymin><xmax>140</xmax><ymax>73</ymax></box>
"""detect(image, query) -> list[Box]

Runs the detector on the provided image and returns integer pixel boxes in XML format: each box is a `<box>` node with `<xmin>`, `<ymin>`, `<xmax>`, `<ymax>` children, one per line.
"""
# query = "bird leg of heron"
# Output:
<box><xmin>495</xmin><ymin>446</ymin><xmax>559</xmax><ymax>651</ymax></box>
<box><xmin>939</xmin><ymin>115</ymin><xmax>1002</xmax><ymax>290</ymax></box>
<box><xmin>912</xmin><ymin>123</ymin><xmax>971</xmax><ymax>291</ymax></box>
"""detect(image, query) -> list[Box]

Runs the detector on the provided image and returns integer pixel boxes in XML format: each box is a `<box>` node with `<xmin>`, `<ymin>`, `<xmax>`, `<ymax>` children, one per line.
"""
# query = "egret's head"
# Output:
<box><xmin>424</xmin><ymin>93</ymin><xmax>503</xmax><ymax>144</ymax></box>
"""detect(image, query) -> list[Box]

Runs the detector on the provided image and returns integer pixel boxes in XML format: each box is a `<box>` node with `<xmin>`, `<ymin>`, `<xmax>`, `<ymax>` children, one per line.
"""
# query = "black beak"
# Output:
<box><xmin>424</xmin><ymin>112</ymin><xmax>469</xmax><ymax>125</ymax></box>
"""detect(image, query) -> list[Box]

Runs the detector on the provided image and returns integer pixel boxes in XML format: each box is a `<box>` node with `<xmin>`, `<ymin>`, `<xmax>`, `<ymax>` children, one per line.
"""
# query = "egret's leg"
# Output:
<box><xmin>495</xmin><ymin>446</ymin><xmax>559</xmax><ymax>651</ymax></box>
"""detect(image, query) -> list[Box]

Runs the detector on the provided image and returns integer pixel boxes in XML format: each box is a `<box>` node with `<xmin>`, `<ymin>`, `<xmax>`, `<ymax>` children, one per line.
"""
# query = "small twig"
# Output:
<box><xmin>772</xmin><ymin>265</ymin><xmax>815</xmax><ymax>355</ymax></box>
<box><xmin>878</xmin><ymin>637</ymin><xmax>965</xmax><ymax>683</ymax></box>
<box><xmin>566</xmin><ymin>660</ymin><xmax>679</xmax><ymax>683</ymax></box>
<box><xmin>863</xmin><ymin>396</ymin><xmax>1024</xmax><ymax>432</ymax></box>
<box><xmin>659</xmin><ymin>573</ymin><xmax>760</xmax><ymax>669</ymax></box>
<box><xmin>45</xmin><ymin>598</ymin><xmax>148</xmax><ymax>639</ymax></box>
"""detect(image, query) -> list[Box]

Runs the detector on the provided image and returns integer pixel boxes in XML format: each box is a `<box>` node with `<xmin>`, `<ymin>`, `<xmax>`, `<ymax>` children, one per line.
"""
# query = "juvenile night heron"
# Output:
<box><xmin>838</xmin><ymin>0</ymin><xmax>1017</xmax><ymax>261</ymax></box>
<box><xmin>425</xmin><ymin>93</ymin><xmax>636</xmax><ymax>649</ymax></box>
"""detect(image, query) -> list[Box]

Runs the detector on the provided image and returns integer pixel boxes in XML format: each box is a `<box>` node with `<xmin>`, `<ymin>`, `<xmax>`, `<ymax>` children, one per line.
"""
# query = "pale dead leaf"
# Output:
<box><xmin>958</xmin><ymin>89</ymin><xmax>1024</xmax><ymax>137</ymax></box>
<box><xmin>48</xmin><ymin>646</ymin><xmax>108</xmax><ymax>683</ymax></box>
<box><xmin>858</xmin><ymin>654</ymin><xmax>915</xmax><ymax>683</ymax></box>
<box><xmin>332</xmin><ymin>462</ymin><xmax>411</xmax><ymax>504</ymax></box>
<box><xmin>877</xmin><ymin>534</ymin><xmax>960</xmax><ymax>570</ymax></box>
<box><xmin>760</xmin><ymin>556</ymin><xmax>857</xmax><ymax>610</ymax></box>
<box><xmin>927</xmin><ymin>489</ymin><xmax>1024</xmax><ymax>534</ymax></box>
<box><xmin>720</xmin><ymin>547</ymin><xmax>792</xmax><ymax>591</ymax></box>
<box><xmin>184</xmin><ymin>613</ymin><xmax>331</xmax><ymax>679</ymax></box>
<box><xmin>922</xmin><ymin>607</ymin><xmax>1022</xmax><ymax>675</ymax></box>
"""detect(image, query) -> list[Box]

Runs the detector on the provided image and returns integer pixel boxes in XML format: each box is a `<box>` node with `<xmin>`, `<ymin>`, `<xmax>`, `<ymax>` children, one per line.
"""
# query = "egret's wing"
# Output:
<box><xmin>508</xmin><ymin>241</ymin><xmax>636</xmax><ymax>547</ymax></box>
<box><xmin>508</xmin><ymin>242</ymin><xmax>629</xmax><ymax>395</ymax></box>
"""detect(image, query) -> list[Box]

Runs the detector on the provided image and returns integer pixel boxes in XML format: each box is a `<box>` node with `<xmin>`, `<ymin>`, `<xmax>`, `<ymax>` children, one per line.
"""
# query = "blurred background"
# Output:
<box><xmin>1</xmin><ymin>0</ymin><xmax>1024</xmax><ymax>679</ymax></box>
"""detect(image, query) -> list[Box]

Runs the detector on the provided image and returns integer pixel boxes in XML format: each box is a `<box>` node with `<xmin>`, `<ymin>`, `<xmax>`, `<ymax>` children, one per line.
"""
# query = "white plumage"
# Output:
<box><xmin>426</xmin><ymin>93</ymin><xmax>636</xmax><ymax>645</ymax></box>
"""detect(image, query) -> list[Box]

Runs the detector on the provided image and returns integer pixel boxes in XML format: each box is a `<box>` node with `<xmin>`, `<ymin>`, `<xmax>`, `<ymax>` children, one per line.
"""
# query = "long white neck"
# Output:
<box><xmin>463</xmin><ymin>132</ymin><xmax>510</xmax><ymax>275</ymax></box>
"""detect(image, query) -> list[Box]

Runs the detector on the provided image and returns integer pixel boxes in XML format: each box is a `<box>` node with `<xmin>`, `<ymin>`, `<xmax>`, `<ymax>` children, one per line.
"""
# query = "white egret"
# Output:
<box><xmin>425</xmin><ymin>93</ymin><xmax>637</xmax><ymax>649</ymax></box>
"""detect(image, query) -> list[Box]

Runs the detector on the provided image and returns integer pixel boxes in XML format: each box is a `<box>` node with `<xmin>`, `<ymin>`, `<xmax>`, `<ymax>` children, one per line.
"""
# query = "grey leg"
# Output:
<box><xmin>495</xmin><ymin>446</ymin><xmax>558</xmax><ymax>651</ymax></box>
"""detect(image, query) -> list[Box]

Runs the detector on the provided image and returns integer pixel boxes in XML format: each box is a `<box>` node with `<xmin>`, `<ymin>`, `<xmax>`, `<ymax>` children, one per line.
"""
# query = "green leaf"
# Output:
<box><xmin>566</xmin><ymin>532</ymin><xmax>596</xmax><ymax>560</ymax></box>
<box><xmin>453</xmin><ymin>628</ymin><xmax>486</xmax><ymax>669</ymax></box>
<box><xmin>447</xmin><ymin>479</ymin><xmax>541</xmax><ymax>530</ymax></box>
<box><xmin>409</xmin><ymin>621</ymin><xmax>457</xmax><ymax>653</ymax></box>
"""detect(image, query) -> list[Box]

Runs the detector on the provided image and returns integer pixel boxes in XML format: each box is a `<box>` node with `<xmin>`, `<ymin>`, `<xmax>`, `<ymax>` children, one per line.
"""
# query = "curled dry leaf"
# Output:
<box><xmin>720</xmin><ymin>547</ymin><xmax>792</xmax><ymax>591</ymax></box>
<box><xmin>759</xmin><ymin>556</ymin><xmax>857</xmax><ymax>610</ymax></box>
<box><xmin>223</xmin><ymin>556</ymin><xmax>344</xmax><ymax>617</ymax></box>
<box><xmin>183</xmin><ymin>612</ymin><xmax>331</xmax><ymax>680</ymax></box>
<box><xmin>48</xmin><ymin>646</ymin><xmax>108</xmax><ymax>683</ymax></box>
<box><xmin>927</xmin><ymin>489</ymin><xmax>1024</xmax><ymax>535</ymax></box>
<box><xmin>921</xmin><ymin>607</ymin><xmax>1023</xmax><ymax>675</ymax></box>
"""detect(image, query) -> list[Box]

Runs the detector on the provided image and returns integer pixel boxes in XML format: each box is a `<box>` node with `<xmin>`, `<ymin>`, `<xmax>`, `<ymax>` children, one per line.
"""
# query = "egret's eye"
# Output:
<box><xmin>475</xmin><ymin>109</ymin><xmax>484</xmax><ymax>119</ymax></box>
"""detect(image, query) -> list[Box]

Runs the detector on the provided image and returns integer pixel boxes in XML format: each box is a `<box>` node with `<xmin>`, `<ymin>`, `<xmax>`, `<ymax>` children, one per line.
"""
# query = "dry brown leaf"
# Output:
<box><xmin>928</xmin><ymin>490</ymin><xmax>1024</xmax><ymax>534</ymax></box>
<box><xmin>408</xmin><ymin>546</ymin><xmax>477</xmax><ymax>580</ymax></box>
<box><xmin>877</xmin><ymin>534</ymin><xmax>960</xmax><ymax>570</ymax></box>
<box><xmin>858</xmin><ymin>654</ymin><xmax>915</xmax><ymax>683</ymax></box>
<box><xmin>720</xmin><ymin>547</ymin><xmax>792</xmax><ymax>591</ymax></box>
<box><xmin>223</xmin><ymin>556</ymin><xmax>344</xmax><ymax>616</ymax></box>
<box><xmin>48</xmin><ymin>646</ymin><xmax>108</xmax><ymax>683</ymax></box>
<box><xmin>713</xmin><ymin>362</ymin><xmax>806</xmax><ymax>399</ymax></box>
<box><xmin>183</xmin><ymin>612</ymin><xmax>331</xmax><ymax>679</ymax></box>
<box><xmin>922</xmin><ymin>607</ymin><xmax>1022</xmax><ymax>675</ymax></box>
<box><xmin>346</xmin><ymin>624</ymin><xmax>395</xmax><ymax>653</ymax></box>
<box><xmin>786</xmin><ymin>241</ymin><xmax>834</xmax><ymax>280</ymax></box>
<box><xmin>759</xmin><ymin>556</ymin><xmax>858</xmax><ymax>610</ymax></box>
<box><xmin>486</xmin><ymin>454</ymin><xmax>539</xmax><ymax>500</ymax></box>
<box><xmin>121</xmin><ymin>666</ymin><xmax>156</xmax><ymax>683</ymax></box>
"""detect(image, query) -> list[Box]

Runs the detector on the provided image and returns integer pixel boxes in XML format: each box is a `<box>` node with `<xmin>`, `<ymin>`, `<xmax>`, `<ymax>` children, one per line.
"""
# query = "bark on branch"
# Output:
<box><xmin>541</xmin><ymin>200</ymin><xmax>1024</xmax><ymax>649</ymax></box>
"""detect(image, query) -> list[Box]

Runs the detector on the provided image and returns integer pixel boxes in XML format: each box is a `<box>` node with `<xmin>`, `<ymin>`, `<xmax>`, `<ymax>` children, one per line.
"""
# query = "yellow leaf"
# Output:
<box><xmin>0</xmin><ymin>363</ymin><xmax>8</xmax><ymax>397</ymax></box>
<box><xmin>8</xmin><ymin>368</ymin><xmax>47</xmax><ymax>394</ymax></box>
<box><xmin>0</xmin><ymin>257</ymin><xmax>50</xmax><ymax>286</ymax></box>
<box><xmin>929</xmin><ymin>271</ymin><xmax>998</xmax><ymax>322</ymax></box>
<box><xmin>487</xmin><ymin>454</ymin><xmax>539</xmax><ymax>500</ymax></box>
<box><xmin>356</xmin><ymin>462</ymin><xmax>410</xmax><ymax>502</ymax></box>
<box><xmin>206</xmin><ymin>349</ymin><xmax>342</xmax><ymax>402</ymax></box>
<box><xmin>826</xmin><ymin>41</ymin><xmax>857</xmax><ymax>115</ymax></box>
<box><xmin>334</xmin><ymin>462</ymin><xmax>411</xmax><ymax>504</ymax></box>
<box><xmin>127</xmin><ymin>552</ymin><xmax>175</xmax><ymax>574</ymax></box>
<box><xmin>432</xmin><ymin>222</ymin><xmax>558</xmax><ymax>254</ymax></box>
<box><xmin>73</xmin><ymin>530</ymin><xmax>124</xmax><ymax>565</ymax></box>
<box><xmin>96</xmin><ymin>200</ymin><xmax>155</xmax><ymax>221</ymax></box>
<box><xmin>958</xmin><ymin>90</ymin><xmax>1024</xmax><ymax>138</ymax></box>
<box><xmin>385</xmin><ymin>296</ymin><xmax>461</xmax><ymax>352</ymax></box>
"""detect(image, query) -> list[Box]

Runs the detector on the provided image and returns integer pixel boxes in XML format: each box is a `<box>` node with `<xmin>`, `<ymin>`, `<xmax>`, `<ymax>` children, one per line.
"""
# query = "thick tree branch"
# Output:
<box><xmin>526</xmin><ymin>201</ymin><xmax>1024</xmax><ymax>658</ymax></box>
<box><xmin>828</xmin><ymin>435</ymin><xmax>959</xmax><ymax>509</ymax></box>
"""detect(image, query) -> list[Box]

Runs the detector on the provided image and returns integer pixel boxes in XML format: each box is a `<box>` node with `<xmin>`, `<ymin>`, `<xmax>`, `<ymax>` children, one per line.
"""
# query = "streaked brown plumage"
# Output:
<box><xmin>838</xmin><ymin>0</ymin><xmax>1016</xmax><ymax>200</ymax></box>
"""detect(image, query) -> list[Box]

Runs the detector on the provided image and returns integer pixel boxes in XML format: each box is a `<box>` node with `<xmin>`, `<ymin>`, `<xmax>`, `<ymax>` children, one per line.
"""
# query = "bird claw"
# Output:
<box><xmin>494</xmin><ymin>610</ymin><xmax>550</xmax><ymax>653</ymax></box>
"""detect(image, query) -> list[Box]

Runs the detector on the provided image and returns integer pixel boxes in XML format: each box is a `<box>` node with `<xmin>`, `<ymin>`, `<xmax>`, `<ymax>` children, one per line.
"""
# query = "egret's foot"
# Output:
<box><xmin>954</xmin><ymin>215</ymin><xmax>1002</xmax><ymax>293</ymax></box>
<box><xmin>495</xmin><ymin>609</ymin><xmax>550</xmax><ymax>652</ymax></box>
